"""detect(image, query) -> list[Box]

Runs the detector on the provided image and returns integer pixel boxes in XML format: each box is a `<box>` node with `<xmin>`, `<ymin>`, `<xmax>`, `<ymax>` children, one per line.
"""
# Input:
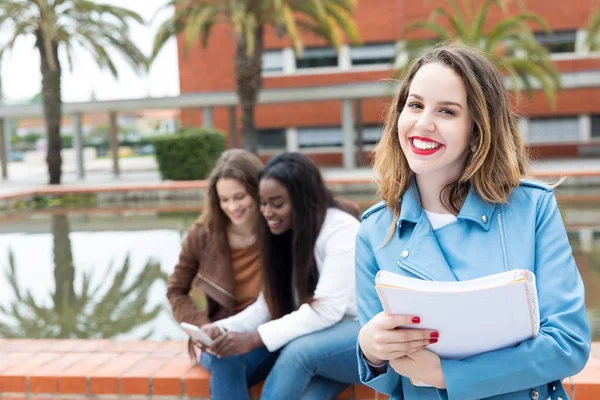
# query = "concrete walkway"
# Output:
<box><xmin>1</xmin><ymin>156</ymin><xmax>599</xmax><ymax>197</ymax></box>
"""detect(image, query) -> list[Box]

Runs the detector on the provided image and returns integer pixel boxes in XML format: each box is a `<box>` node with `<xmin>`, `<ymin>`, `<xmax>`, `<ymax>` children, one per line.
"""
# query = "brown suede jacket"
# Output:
<box><xmin>167</xmin><ymin>223</ymin><xmax>238</xmax><ymax>328</ymax></box>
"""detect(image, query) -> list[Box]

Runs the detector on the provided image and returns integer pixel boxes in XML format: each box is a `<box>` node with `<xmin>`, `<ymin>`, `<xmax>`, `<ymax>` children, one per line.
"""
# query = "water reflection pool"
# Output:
<box><xmin>0</xmin><ymin>190</ymin><xmax>599</xmax><ymax>340</ymax></box>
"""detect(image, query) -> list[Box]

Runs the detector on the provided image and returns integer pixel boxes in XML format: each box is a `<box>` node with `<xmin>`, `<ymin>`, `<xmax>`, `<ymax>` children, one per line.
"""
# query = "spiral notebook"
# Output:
<box><xmin>375</xmin><ymin>269</ymin><xmax>540</xmax><ymax>360</ymax></box>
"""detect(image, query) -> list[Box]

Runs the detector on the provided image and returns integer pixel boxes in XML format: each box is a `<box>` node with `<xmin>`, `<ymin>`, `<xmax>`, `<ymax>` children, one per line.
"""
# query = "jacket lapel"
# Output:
<box><xmin>194</xmin><ymin>228</ymin><xmax>236</xmax><ymax>312</ymax></box>
<box><xmin>394</xmin><ymin>183</ymin><xmax>459</xmax><ymax>282</ymax></box>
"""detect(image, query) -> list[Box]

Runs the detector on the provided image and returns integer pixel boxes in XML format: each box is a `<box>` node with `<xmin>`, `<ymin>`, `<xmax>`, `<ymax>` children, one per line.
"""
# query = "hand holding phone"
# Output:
<box><xmin>180</xmin><ymin>322</ymin><xmax>214</xmax><ymax>347</ymax></box>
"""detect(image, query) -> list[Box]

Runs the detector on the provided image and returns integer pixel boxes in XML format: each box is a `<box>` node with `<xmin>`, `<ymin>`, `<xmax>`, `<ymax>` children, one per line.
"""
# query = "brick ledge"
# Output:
<box><xmin>0</xmin><ymin>340</ymin><xmax>599</xmax><ymax>399</ymax></box>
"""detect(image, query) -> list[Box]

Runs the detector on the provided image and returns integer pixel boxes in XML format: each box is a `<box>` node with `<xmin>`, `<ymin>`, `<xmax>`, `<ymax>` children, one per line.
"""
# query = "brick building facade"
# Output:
<box><xmin>176</xmin><ymin>0</ymin><xmax>600</xmax><ymax>165</ymax></box>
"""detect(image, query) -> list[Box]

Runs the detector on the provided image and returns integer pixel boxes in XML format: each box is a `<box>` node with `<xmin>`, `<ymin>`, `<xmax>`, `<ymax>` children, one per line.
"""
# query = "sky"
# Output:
<box><xmin>0</xmin><ymin>0</ymin><xmax>180</xmax><ymax>104</ymax></box>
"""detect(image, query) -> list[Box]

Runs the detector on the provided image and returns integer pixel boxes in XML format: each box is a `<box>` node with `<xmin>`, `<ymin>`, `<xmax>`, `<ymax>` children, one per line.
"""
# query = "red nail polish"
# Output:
<box><xmin>430</xmin><ymin>332</ymin><xmax>439</xmax><ymax>339</ymax></box>
<box><xmin>429</xmin><ymin>338</ymin><xmax>438</xmax><ymax>344</ymax></box>
<box><xmin>412</xmin><ymin>316</ymin><xmax>421</xmax><ymax>323</ymax></box>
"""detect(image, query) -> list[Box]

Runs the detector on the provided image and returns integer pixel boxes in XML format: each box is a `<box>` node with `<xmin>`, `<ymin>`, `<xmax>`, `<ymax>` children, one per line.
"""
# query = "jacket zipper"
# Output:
<box><xmin>196</xmin><ymin>271</ymin><xmax>234</xmax><ymax>299</ymax></box>
<box><xmin>397</xmin><ymin>260</ymin><xmax>435</xmax><ymax>281</ymax></box>
<box><xmin>497</xmin><ymin>213</ymin><xmax>510</xmax><ymax>272</ymax></box>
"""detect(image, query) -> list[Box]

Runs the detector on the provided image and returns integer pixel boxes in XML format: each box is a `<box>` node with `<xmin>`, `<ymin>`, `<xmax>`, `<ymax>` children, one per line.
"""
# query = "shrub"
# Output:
<box><xmin>150</xmin><ymin>128</ymin><xmax>226</xmax><ymax>180</ymax></box>
<box><xmin>61</xmin><ymin>134</ymin><xmax>73</xmax><ymax>148</ymax></box>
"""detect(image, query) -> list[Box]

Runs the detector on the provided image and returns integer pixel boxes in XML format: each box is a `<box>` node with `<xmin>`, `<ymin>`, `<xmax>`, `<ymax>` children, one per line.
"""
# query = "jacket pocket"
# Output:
<box><xmin>396</xmin><ymin>260</ymin><xmax>436</xmax><ymax>281</ymax></box>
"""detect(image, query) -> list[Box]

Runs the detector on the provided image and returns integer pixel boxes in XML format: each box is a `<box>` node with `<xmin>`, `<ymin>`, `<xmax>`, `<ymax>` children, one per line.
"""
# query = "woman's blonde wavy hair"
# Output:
<box><xmin>374</xmin><ymin>43</ymin><xmax>530</xmax><ymax>245</ymax></box>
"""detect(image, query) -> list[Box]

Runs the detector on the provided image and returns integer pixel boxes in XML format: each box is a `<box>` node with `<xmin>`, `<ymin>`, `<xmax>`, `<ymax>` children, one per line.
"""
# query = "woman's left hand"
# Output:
<box><xmin>210</xmin><ymin>331</ymin><xmax>263</xmax><ymax>357</ymax></box>
<box><xmin>389</xmin><ymin>349</ymin><xmax>446</xmax><ymax>389</ymax></box>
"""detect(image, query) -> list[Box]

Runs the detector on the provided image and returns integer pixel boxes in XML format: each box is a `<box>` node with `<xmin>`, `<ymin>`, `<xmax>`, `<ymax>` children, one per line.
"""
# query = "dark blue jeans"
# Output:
<box><xmin>200</xmin><ymin>320</ymin><xmax>361</xmax><ymax>400</ymax></box>
<box><xmin>200</xmin><ymin>346</ymin><xmax>278</xmax><ymax>400</ymax></box>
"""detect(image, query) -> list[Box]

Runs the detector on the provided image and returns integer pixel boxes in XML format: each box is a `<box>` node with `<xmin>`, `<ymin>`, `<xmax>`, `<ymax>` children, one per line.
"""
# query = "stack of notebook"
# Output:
<box><xmin>375</xmin><ymin>269</ymin><xmax>540</xmax><ymax>360</ymax></box>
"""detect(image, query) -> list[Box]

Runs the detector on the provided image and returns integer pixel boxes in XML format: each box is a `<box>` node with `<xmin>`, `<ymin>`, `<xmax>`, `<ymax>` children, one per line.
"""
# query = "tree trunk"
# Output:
<box><xmin>234</xmin><ymin>25</ymin><xmax>264</xmax><ymax>155</ymax></box>
<box><xmin>37</xmin><ymin>30</ymin><xmax>62</xmax><ymax>184</ymax></box>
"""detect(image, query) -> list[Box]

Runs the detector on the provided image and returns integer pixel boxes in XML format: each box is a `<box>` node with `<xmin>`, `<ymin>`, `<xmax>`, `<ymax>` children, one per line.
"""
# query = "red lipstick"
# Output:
<box><xmin>409</xmin><ymin>136</ymin><xmax>444</xmax><ymax>156</ymax></box>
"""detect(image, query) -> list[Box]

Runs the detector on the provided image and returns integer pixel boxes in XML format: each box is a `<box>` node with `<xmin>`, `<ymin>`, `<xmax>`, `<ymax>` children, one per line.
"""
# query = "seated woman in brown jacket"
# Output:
<box><xmin>166</xmin><ymin>149</ymin><xmax>272</xmax><ymax>381</ymax></box>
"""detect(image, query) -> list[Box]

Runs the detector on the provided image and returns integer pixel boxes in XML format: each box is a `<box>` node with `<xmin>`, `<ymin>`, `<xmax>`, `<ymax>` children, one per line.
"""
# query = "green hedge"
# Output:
<box><xmin>150</xmin><ymin>128</ymin><xmax>226</xmax><ymax>180</ymax></box>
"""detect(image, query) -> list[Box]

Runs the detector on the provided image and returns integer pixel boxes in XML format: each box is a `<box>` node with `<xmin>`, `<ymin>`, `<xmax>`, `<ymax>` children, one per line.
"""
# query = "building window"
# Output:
<box><xmin>296</xmin><ymin>47</ymin><xmax>338</xmax><ymax>69</ymax></box>
<box><xmin>296</xmin><ymin>125</ymin><xmax>383</xmax><ymax>148</ymax></box>
<box><xmin>591</xmin><ymin>116</ymin><xmax>600</xmax><ymax>138</ymax></box>
<box><xmin>350</xmin><ymin>43</ymin><xmax>396</xmax><ymax>66</ymax></box>
<box><xmin>528</xmin><ymin>117</ymin><xmax>579</xmax><ymax>143</ymax></box>
<box><xmin>359</xmin><ymin>126</ymin><xmax>383</xmax><ymax>145</ymax></box>
<box><xmin>258</xmin><ymin>128</ymin><xmax>286</xmax><ymax>150</ymax></box>
<box><xmin>534</xmin><ymin>30</ymin><xmax>577</xmax><ymax>53</ymax></box>
<box><xmin>262</xmin><ymin>50</ymin><xmax>284</xmax><ymax>73</ymax></box>
<box><xmin>298</xmin><ymin>127</ymin><xmax>342</xmax><ymax>147</ymax></box>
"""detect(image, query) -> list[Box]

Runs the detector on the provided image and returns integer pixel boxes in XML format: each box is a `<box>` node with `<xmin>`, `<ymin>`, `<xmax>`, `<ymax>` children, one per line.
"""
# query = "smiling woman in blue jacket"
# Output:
<box><xmin>355</xmin><ymin>43</ymin><xmax>591</xmax><ymax>400</ymax></box>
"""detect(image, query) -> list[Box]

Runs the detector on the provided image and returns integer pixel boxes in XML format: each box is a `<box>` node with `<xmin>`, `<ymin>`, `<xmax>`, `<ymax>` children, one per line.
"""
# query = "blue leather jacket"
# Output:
<box><xmin>356</xmin><ymin>180</ymin><xmax>591</xmax><ymax>400</ymax></box>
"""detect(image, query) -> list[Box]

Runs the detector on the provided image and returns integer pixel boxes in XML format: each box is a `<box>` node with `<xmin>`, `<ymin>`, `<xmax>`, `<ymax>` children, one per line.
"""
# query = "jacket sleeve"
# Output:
<box><xmin>355</xmin><ymin>220</ymin><xmax>403</xmax><ymax>396</ymax></box>
<box><xmin>254</xmin><ymin>217</ymin><xmax>359</xmax><ymax>351</ymax></box>
<box><xmin>166</xmin><ymin>226</ymin><xmax>211</xmax><ymax>328</ymax></box>
<box><xmin>440</xmin><ymin>191</ymin><xmax>591</xmax><ymax>400</ymax></box>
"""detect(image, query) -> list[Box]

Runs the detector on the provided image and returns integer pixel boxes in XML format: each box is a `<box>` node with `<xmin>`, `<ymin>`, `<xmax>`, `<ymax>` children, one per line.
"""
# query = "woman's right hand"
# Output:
<box><xmin>358</xmin><ymin>312</ymin><xmax>439</xmax><ymax>366</ymax></box>
<box><xmin>196</xmin><ymin>324</ymin><xmax>223</xmax><ymax>355</ymax></box>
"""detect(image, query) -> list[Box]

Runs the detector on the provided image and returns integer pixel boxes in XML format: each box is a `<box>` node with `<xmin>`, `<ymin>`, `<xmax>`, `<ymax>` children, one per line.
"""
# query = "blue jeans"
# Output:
<box><xmin>261</xmin><ymin>320</ymin><xmax>362</xmax><ymax>400</ymax></box>
<box><xmin>200</xmin><ymin>320</ymin><xmax>361</xmax><ymax>400</ymax></box>
<box><xmin>200</xmin><ymin>346</ymin><xmax>279</xmax><ymax>400</ymax></box>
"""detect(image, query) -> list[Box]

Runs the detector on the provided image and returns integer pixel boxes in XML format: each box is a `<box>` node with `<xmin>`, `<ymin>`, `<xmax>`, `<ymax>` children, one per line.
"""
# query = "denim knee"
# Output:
<box><xmin>201</xmin><ymin>352</ymin><xmax>244</xmax><ymax>373</ymax></box>
<box><xmin>277</xmin><ymin>335</ymin><xmax>317</xmax><ymax>368</ymax></box>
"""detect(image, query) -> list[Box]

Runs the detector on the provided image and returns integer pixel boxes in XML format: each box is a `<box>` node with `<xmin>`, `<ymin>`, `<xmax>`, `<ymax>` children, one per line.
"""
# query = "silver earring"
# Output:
<box><xmin>471</xmin><ymin>144</ymin><xmax>477</xmax><ymax>153</ymax></box>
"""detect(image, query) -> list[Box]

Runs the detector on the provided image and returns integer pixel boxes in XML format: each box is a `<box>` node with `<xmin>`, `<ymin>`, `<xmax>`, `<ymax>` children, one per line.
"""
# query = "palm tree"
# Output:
<box><xmin>0</xmin><ymin>215</ymin><xmax>168</xmax><ymax>339</ymax></box>
<box><xmin>152</xmin><ymin>0</ymin><xmax>361</xmax><ymax>154</ymax></box>
<box><xmin>584</xmin><ymin>6</ymin><xmax>600</xmax><ymax>52</ymax></box>
<box><xmin>397</xmin><ymin>0</ymin><xmax>561</xmax><ymax>107</ymax></box>
<box><xmin>0</xmin><ymin>1</ymin><xmax>147</xmax><ymax>184</ymax></box>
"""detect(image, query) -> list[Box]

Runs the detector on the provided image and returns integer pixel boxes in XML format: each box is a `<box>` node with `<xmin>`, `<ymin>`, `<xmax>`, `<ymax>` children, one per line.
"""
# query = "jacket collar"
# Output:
<box><xmin>457</xmin><ymin>185</ymin><xmax>496</xmax><ymax>231</ymax></box>
<box><xmin>398</xmin><ymin>180</ymin><xmax>496</xmax><ymax>231</ymax></box>
<box><xmin>397</xmin><ymin>183</ymin><xmax>422</xmax><ymax>229</ymax></box>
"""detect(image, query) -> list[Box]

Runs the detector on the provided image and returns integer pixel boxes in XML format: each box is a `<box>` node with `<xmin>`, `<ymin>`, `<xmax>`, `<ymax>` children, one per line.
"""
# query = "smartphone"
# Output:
<box><xmin>180</xmin><ymin>322</ymin><xmax>214</xmax><ymax>346</ymax></box>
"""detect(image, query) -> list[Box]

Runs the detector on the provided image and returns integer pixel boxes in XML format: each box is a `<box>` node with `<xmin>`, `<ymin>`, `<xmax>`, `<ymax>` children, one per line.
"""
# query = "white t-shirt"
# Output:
<box><xmin>424</xmin><ymin>210</ymin><xmax>457</xmax><ymax>230</ymax></box>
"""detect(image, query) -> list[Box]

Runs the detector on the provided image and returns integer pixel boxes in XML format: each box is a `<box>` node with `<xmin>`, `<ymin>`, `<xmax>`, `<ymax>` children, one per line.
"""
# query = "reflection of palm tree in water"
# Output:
<box><xmin>52</xmin><ymin>214</ymin><xmax>77</xmax><ymax>335</ymax></box>
<box><xmin>0</xmin><ymin>214</ymin><xmax>168</xmax><ymax>339</ymax></box>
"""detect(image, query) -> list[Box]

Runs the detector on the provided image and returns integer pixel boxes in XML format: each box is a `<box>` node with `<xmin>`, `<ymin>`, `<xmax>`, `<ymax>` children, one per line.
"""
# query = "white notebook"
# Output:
<box><xmin>375</xmin><ymin>269</ymin><xmax>540</xmax><ymax>360</ymax></box>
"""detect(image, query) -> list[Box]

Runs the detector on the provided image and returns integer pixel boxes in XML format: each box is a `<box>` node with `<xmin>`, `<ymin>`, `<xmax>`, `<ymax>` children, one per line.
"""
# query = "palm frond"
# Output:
<box><xmin>449</xmin><ymin>0</ymin><xmax>467</xmax><ymax>29</ymax></box>
<box><xmin>244</xmin><ymin>14</ymin><xmax>258</xmax><ymax>56</ymax></box>
<box><xmin>152</xmin><ymin>14</ymin><xmax>181</xmax><ymax>61</ymax></box>
<box><xmin>508</xmin><ymin>57</ymin><xmax>558</xmax><ymax>106</ymax></box>
<box><xmin>63</xmin><ymin>0</ymin><xmax>144</xmax><ymax>25</ymax></box>
<box><xmin>76</xmin><ymin>31</ymin><xmax>118</xmax><ymax>76</ymax></box>
<box><xmin>485</xmin><ymin>13</ymin><xmax>550</xmax><ymax>52</ymax></box>
<box><xmin>584</xmin><ymin>6</ymin><xmax>600</xmax><ymax>52</ymax></box>
<box><xmin>0</xmin><ymin>19</ymin><xmax>36</xmax><ymax>53</ymax></box>
<box><xmin>312</xmin><ymin>0</ymin><xmax>328</xmax><ymax>20</ymax></box>
<box><xmin>329</xmin><ymin>0</ymin><xmax>356</xmax><ymax>12</ymax></box>
<box><xmin>104</xmin><ymin>34</ymin><xmax>148</xmax><ymax>74</ymax></box>
<box><xmin>280</xmin><ymin>4</ymin><xmax>303</xmax><ymax>54</ymax></box>
<box><xmin>287</xmin><ymin>0</ymin><xmax>360</xmax><ymax>50</ymax></box>
<box><xmin>60</xmin><ymin>32</ymin><xmax>76</xmax><ymax>72</ymax></box>
<box><xmin>184</xmin><ymin>6</ymin><xmax>217</xmax><ymax>48</ymax></box>
<box><xmin>402</xmin><ymin>20</ymin><xmax>452</xmax><ymax>42</ymax></box>
<box><xmin>4</xmin><ymin>249</ymin><xmax>24</xmax><ymax>302</ymax></box>
<box><xmin>396</xmin><ymin>0</ymin><xmax>559</xmax><ymax>108</ymax></box>
<box><xmin>472</xmin><ymin>0</ymin><xmax>505</xmax><ymax>39</ymax></box>
<box><xmin>324</xmin><ymin>1</ymin><xmax>361</xmax><ymax>45</ymax></box>
<box><xmin>429</xmin><ymin>4</ymin><xmax>466</xmax><ymax>37</ymax></box>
